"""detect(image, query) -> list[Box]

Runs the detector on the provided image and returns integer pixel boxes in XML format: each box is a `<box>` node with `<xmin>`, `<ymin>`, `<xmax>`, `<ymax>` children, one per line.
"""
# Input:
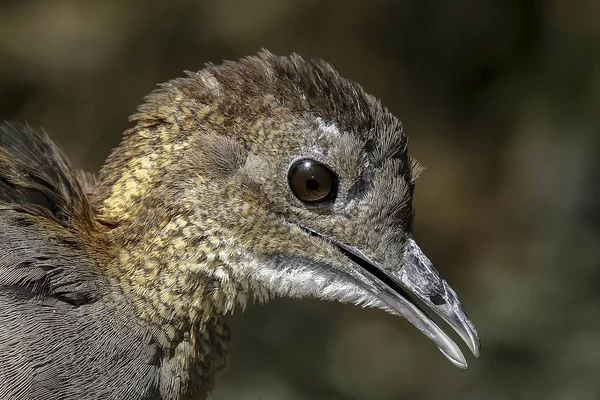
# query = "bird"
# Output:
<box><xmin>0</xmin><ymin>51</ymin><xmax>480</xmax><ymax>400</ymax></box>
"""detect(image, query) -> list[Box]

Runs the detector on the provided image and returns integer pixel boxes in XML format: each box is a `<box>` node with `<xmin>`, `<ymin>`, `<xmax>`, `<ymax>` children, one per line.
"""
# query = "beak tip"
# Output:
<box><xmin>464</xmin><ymin>323</ymin><xmax>481</xmax><ymax>358</ymax></box>
<box><xmin>472</xmin><ymin>338</ymin><xmax>481</xmax><ymax>358</ymax></box>
<box><xmin>439</xmin><ymin>346</ymin><xmax>468</xmax><ymax>369</ymax></box>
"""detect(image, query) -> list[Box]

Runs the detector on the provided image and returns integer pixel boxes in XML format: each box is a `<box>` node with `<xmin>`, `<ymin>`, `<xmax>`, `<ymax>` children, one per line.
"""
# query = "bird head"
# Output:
<box><xmin>97</xmin><ymin>51</ymin><xmax>480</xmax><ymax>368</ymax></box>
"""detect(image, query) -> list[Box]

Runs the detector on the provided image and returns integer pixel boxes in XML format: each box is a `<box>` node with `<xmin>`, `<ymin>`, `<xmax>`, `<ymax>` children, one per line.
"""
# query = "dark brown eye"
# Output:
<box><xmin>288</xmin><ymin>159</ymin><xmax>337</xmax><ymax>203</ymax></box>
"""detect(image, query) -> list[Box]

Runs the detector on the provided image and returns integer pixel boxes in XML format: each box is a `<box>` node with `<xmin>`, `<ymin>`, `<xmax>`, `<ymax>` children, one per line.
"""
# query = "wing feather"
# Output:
<box><xmin>0</xmin><ymin>123</ymin><xmax>160</xmax><ymax>400</ymax></box>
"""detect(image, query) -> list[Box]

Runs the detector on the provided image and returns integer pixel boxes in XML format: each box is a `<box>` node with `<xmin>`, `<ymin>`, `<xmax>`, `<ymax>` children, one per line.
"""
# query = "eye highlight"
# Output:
<box><xmin>288</xmin><ymin>159</ymin><xmax>337</xmax><ymax>203</ymax></box>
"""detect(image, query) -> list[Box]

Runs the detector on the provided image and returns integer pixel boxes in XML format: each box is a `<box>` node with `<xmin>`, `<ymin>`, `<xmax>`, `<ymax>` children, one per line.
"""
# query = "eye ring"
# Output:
<box><xmin>288</xmin><ymin>159</ymin><xmax>337</xmax><ymax>203</ymax></box>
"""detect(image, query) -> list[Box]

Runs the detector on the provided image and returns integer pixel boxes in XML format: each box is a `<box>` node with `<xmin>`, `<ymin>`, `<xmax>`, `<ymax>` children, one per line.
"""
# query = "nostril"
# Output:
<box><xmin>430</xmin><ymin>294</ymin><xmax>446</xmax><ymax>305</ymax></box>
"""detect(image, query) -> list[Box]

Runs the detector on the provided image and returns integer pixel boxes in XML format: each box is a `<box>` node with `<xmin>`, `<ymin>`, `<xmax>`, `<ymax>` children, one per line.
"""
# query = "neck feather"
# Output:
<box><xmin>93</xmin><ymin>125</ymin><xmax>257</xmax><ymax>340</ymax></box>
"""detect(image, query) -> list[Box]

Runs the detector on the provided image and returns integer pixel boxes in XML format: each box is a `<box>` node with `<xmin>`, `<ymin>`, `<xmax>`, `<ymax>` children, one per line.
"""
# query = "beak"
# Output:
<box><xmin>394</xmin><ymin>239</ymin><xmax>480</xmax><ymax>366</ymax></box>
<box><xmin>328</xmin><ymin>235</ymin><xmax>480</xmax><ymax>368</ymax></box>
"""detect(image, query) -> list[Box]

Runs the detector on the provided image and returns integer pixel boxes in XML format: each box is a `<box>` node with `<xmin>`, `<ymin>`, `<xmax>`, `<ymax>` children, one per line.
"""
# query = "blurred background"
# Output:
<box><xmin>1</xmin><ymin>0</ymin><xmax>599</xmax><ymax>399</ymax></box>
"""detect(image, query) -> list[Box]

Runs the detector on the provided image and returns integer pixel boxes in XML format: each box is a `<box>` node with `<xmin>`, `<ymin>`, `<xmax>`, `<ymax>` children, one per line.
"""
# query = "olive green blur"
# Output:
<box><xmin>1</xmin><ymin>1</ymin><xmax>598</xmax><ymax>399</ymax></box>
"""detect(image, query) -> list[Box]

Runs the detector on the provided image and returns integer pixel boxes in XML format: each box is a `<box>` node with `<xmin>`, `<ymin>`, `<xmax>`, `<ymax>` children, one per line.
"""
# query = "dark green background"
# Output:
<box><xmin>1</xmin><ymin>1</ymin><xmax>599</xmax><ymax>399</ymax></box>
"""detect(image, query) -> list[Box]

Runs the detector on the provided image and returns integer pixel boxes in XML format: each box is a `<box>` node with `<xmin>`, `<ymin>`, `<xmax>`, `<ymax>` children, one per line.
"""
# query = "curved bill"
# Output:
<box><xmin>398</xmin><ymin>239</ymin><xmax>480</xmax><ymax>360</ymax></box>
<box><xmin>334</xmin><ymin>237</ymin><xmax>480</xmax><ymax>368</ymax></box>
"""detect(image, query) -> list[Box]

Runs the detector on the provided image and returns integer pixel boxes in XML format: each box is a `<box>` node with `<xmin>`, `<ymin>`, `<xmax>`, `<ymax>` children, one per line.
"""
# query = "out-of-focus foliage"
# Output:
<box><xmin>1</xmin><ymin>1</ymin><xmax>598</xmax><ymax>399</ymax></box>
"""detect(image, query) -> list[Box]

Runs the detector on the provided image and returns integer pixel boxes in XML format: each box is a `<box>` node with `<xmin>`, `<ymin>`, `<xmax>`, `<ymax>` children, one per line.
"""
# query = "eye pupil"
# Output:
<box><xmin>288</xmin><ymin>159</ymin><xmax>337</xmax><ymax>203</ymax></box>
<box><xmin>306</xmin><ymin>179</ymin><xmax>319</xmax><ymax>191</ymax></box>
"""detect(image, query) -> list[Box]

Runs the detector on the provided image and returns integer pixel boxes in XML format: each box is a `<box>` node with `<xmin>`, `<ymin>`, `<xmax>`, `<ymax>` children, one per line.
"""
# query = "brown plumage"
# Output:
<box><xmin>0</xmin><ymin>51</ymin><xmax>479</xmax><ymax>400</ymax></box>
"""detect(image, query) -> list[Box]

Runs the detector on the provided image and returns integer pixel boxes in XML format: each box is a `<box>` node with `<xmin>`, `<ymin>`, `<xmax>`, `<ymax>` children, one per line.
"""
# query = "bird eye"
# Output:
<box><xmin>288</xmin><ymin>159</ymin><xmax>337</xmax><ymax>203</ymax></box>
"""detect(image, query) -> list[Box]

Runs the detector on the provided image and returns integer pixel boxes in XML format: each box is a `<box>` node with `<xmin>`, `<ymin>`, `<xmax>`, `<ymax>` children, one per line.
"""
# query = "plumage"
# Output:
<box><xmin>0</xmin><ymin>51</ymin><xmax>479</xmax><ymax>400</ymax></box>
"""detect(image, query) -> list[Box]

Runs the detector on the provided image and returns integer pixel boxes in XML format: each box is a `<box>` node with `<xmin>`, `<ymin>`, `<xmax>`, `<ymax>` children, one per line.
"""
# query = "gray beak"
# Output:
<box><xmin>391</xmin><ymin>238</ymin><xmax>480</xmax><ymax>367</ymax></box>
<box><xmin>299</xmin><ymin>225</ymin><xmax>480</xmax><ymax>368</ymax></box>
<box><xmin>335</xmin><ymin>237</ymin><xmax>480</xmax><ymax>368</ymax></box>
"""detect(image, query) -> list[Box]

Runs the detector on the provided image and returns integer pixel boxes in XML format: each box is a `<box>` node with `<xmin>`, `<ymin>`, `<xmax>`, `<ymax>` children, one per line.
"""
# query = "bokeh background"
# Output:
<box><xmin>1</xmin><ymin>1</ymin><xmax>599</xmax><ymax>399</ymax></box>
